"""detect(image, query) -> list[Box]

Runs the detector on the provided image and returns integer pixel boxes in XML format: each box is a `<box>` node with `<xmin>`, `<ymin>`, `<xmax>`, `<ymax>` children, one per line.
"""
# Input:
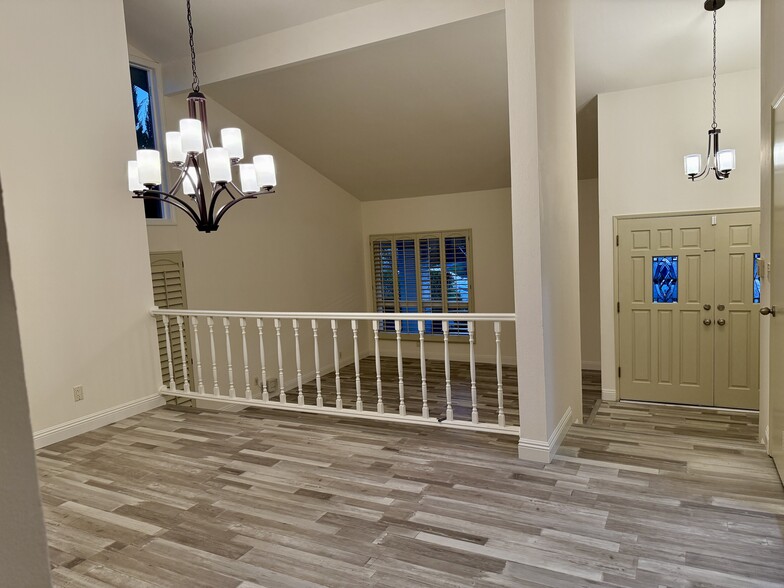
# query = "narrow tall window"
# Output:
<box><xmin>130</xmin><ymin>64</ymin><xmax>164</xmax><ymax>219</ymax></box>
<box><xmin>370</xmin><ymin>231</ymin><xmax>473</xmax><ymax>336</ymax></box>
<box><xmin>753</xmin><ymin>252</ymin><xmax>761</xmax><ymax>303</ymax></box>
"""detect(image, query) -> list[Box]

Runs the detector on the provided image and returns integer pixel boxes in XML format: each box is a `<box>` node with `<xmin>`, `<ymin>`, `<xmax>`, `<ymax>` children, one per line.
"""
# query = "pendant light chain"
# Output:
<box><xmin>187</xmin><ymin>0</ymin><xmax>200</xmax><ymax>93</ymax></box>
<box><xmin>711</xmin><ymin>8</ymin><xmax>717</xmax><ymax>129</ymax></box>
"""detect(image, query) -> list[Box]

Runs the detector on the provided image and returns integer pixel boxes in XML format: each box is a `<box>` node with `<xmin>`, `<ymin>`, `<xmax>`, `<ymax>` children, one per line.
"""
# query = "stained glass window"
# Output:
<box><xmin>371</xmin><ymin>232</ymin><xmax>472</xmax><ymax>336</ymax></box>
<box><xmin>129</xmin><ymin>64</ymin><xmax>164</xmax><ymax>219</ymax></box>
<box><xmin>754</xmin><ymin>253</ymin><xmax>761</xmax><ymax>304</ymax></box>
<box><xmin>652</xmin><ymin>256</ymin><xmax>678</xmax><ymax>303</ymax></box>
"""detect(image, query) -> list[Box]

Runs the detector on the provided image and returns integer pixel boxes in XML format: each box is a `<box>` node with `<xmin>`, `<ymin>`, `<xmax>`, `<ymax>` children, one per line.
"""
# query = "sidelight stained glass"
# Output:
<box><xmin>652</xmin><ymin>256</ymin><xmax>678</xmax><ymax>303</ymax></box>
<box><xmin>754</xmin><ymin>253</ymin><xmax>761</xmax><ymax>304</ymax></box>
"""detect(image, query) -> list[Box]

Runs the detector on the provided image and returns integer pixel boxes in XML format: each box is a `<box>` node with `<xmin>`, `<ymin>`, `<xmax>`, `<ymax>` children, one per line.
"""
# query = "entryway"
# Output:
<box><xmin>616</xmin><ymin>210</ymin><xmax>760</xmax><ymax>409</ymax></box>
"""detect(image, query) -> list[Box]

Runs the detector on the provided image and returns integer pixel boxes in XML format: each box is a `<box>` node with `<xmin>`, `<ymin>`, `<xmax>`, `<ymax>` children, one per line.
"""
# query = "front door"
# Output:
<box><xmin>617</xmin><ymin>211</ymin><xmax>760</xmax><ymax>409</ymax></box>
<box><xmin>769</xmin><ymin>101</ymin><xmax>784</xmax><ymax>478</ymax></box>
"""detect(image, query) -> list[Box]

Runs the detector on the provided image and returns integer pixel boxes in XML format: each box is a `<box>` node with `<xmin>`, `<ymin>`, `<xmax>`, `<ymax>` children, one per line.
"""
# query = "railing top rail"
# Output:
<box><xmin>150</xmin><ymin>308</ymin><xmax>516</xmax><ymax>322</ymax></box>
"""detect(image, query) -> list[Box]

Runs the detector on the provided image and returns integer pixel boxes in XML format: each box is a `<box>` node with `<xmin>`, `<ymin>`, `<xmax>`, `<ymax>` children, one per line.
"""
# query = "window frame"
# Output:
<box><xmin>129</xmin><ymin>55</ymin><xmax>175</xmax><ymax>225</ymax></box>
<box><xmin>369</xmin><ymin>229</ymin><xmax>474</xmax><ymax>341</ymax></box>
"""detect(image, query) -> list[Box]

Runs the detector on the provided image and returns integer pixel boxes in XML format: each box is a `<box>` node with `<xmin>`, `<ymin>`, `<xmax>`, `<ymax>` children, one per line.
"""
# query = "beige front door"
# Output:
<box><xmin>617</xmin><ymin>211</ymin><xmax>760</xmax><ymax>409</ymax></box>
<box><xmin>769</xmin><ymin>102</ymin><xmax>784</xmax><ymax>478</ymax></box>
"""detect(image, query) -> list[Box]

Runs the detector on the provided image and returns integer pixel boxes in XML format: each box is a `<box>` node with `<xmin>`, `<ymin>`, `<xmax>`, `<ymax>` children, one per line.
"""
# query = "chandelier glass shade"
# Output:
<box><xmin>127</xmin><ymin>0</ymin><xmax>276</xmax><ymax>232</ymax></box>
<box><xmin>684</xmin><ymin>0</ymin><xmax>735</xmax><ymax>182</ymax></box>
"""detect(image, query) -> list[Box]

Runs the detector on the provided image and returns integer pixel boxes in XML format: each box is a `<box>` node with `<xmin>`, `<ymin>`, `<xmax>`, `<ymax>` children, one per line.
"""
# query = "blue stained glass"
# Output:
<box><xmin>754</xmin><ymin>253</ymin><xmax>761</xmax><ymax>304</ymax></box>
<box><xmin>652</xmin><ymin>256</ymin><xmax>678</xmax><ymax>303</ymax></box>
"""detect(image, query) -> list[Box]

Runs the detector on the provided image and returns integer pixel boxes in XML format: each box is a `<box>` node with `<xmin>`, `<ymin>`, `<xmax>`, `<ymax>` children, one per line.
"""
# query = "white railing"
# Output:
<box><xmin>151</xmin><ymin>309</ymin><xmax>517</xmax><ymax>435</ymax></box>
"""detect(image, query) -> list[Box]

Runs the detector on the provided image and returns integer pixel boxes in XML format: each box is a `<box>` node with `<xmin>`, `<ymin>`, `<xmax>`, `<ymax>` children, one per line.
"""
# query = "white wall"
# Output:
<box><xmin>598</xmin><ymin>69</ymin><xmax>762</xmax><ymax>398</ymax></box>
<box><xmin>578</xmin><ymin>179</ymin><xmax>600</xmax><ymax>370</ymax></box>
<box><xmin>147</xmin><ymin>93</ymin><xmax>366</xmax><ymax>393</ymax></box>
<box><xmin>360</xmin><ymin>188</ymin><xmax>515</xmax><ymax>363</ymax></box>
<box><xmin>0</xmin><ymin>0</ymin><xmax>161</xmax><ymax>434</ymax></box>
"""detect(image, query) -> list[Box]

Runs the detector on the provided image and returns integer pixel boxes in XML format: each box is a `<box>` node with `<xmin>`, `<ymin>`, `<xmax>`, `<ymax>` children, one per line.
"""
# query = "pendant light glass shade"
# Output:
<box><xmin>127</xmin><ymin>161</ymin><xmax>144</xmax><ymax>191</ymax></box>
<box><xmin>239</xmin><ymin>163</ymin><xmax>260</xmax><ymax>193</ymax></box>
<box><xmin>179</xmin><ymin>118</ymin><xmax>204</xmax><ymax>154</ymax></box>
<box><xmin>254</xmin><ymin>154</ymin><xmax>277</xmax><ymax>188</ymax></box>
<box><xmin>165</xmin><ymin>132</ymin><xmax>186</xmax><ymax>163</ymax></box>
<box><xmin>183</xmin><ymin>167</ymin><xmax>199</xmax><ymax>195</ymax></box>
<box><xmin>136</xmin><ymin>149</ymin><xmax>162</xmax><ymax>185</ymax></box>
<box><xmin>221</xmin><ymin>128</ymin><xmax>244</xmax><ymax>160</ymax></box>
<box><xmin>206</xmin><ymin>148</ymin><xmax>232</xmax><ymax>183</ymax></box>
<box><xmin>716</xmin><ymin>149</ymin><xmax>736</xmax><ymax>172</ymax></box>
<box><xmin>684</xmin><ymin>154</ymin><xmax>702</xmax><ymax>176</ymax></box>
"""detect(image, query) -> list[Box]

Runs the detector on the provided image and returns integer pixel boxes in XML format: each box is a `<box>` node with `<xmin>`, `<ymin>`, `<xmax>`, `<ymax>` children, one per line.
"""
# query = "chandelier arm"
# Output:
<box><xmin>207</xmin><ymin>183</ymin><xmax>230</xmax><ymax>227</ymax></box>
<box><xmin>213</xmin><ymin>194</ymin><xmax>258</xmax><ymax>227</ymax></box>
<box><xmin>133</xmin><ymin>191</ymin><xmax>201</xmax><ymax>225</ymax></box>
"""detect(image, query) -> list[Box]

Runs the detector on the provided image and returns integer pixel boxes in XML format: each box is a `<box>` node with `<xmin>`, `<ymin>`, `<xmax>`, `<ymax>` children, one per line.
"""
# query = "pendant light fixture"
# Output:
<box><xmin>127</xmin><ymin>0</ymin><xmax>276</xmax><ymax>232</ymax></box>
<box><xmin>684</xmin><ymin>0</ymin><xmax>735</xmax><ymax>181</ymax></box>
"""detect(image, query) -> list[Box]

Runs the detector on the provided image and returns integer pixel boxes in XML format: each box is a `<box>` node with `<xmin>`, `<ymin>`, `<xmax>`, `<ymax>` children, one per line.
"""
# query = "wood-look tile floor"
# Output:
<box><xmin>38</xmin><ymin>372</ymin><xmax>784</xmax><ymax>587</ymax></box>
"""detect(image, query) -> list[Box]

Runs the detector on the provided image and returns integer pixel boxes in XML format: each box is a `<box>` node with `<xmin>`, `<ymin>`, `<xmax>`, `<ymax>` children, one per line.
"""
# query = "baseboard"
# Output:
<box><xmin>602</xmin><ymin>388</ymin><xmax>618</xmax><ymax>401</ymax></box>
<box><xmin>517</xmin><ymin>406</ymin><xmax>573</xmax><ymax>463</ymax></box>
<box><xmin>581</xmin><ymin>360</ymin><xmax>601</xmax><ymax>371</ymax></box>
<box><xmin>33</xmin><ymin>393</ymin><xmax>165</xmax><ymax>449</ymax></box>
<box><xmin>764</xmin><ymin>425</ymin><xmax>770</xmax><ymax>450</ymax></box>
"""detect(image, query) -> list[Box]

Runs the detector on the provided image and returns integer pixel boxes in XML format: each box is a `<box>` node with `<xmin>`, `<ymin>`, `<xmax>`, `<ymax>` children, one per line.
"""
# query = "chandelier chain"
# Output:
<box><xmin>187</xmin><ymin>0</ymin><xmax>200</xmax><ymax>93</ymax></box>
<box><xmin>711</xmin><ymin>8</ymin><xmax>717</xmax><ymax>129</ymax></box>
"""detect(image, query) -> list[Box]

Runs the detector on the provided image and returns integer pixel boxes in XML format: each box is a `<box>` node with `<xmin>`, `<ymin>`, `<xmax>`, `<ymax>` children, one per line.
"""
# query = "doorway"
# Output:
<box><xmin>616</xmin><ymin>210</ymin><xmax>760</xmax><ymax>409</ymax></box>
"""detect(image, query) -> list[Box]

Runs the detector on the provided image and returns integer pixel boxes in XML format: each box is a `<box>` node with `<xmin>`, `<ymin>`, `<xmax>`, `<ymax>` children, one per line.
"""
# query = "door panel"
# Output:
<box><xmin>714</xmin><ymin>212</ymin><xmax>760</xmax><ymax>408</ymax></box>
<box><xmin>770</xmin><ymin>104</ymin><xmax>784</xmax><ymax>478</ymax></box>
<box><xmin>618</xmin><ymin>215</ymin><xmax>715</xmax><ymax>405</ymax></box>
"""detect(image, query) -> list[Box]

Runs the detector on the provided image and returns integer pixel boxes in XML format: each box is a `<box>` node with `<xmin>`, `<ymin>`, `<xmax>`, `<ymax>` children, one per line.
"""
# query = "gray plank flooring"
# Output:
<box><xmin>37</xmin><ymin>370</ymin><xmax>784</xmax><ymax>587</ymax></box>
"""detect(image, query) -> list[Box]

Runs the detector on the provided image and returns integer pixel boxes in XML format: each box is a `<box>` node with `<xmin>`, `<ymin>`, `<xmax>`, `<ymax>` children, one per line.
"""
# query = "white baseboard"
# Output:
<box><xmin>33</xmin><ymin>393</ymin><xmax>165</xmax><ymax>449</ymax></box>
<box><xmin>602</xmin><ymin>388</ymin><xmax>618</xmax><ymax>402</ymax></box>
<box><xmin>581</xmin><ymin>360</ymin><xmax>601</xmax><ymax>371</ymax></box>
<box><xmin>517</xmin><ymin>406</ymin><xmax>573</xmax><ymax>463</ymax></box>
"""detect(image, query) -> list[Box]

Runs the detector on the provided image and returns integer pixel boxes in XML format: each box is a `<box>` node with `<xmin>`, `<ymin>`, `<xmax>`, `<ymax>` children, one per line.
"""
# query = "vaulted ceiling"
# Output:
<box><xmin>123</xmin><ymin>0</ymin><xmax>760</xmax><ymax>195</ymax></box>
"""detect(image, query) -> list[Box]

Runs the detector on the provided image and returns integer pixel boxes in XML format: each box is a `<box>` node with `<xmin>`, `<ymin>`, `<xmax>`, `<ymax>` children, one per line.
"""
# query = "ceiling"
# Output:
<box><xmin>124</xmin><ymin>0</ymin><xmax>380</xmax><ymax>63</ymax></box>
<box><xmin>124</xmin><ymin>0</ymin><xmax>760</xmax><ymax>195</ymax></box>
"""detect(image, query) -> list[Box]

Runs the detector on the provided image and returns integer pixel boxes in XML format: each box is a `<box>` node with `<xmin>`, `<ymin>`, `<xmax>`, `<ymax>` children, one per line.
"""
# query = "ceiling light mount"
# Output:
<box><xmin>126</xmin><ymin>0</ymin><xmax>277</xmax><ymax>232</ymax></box>
<box><xmin>685</xmin><ymin>0</ymin><xmax>735</xmax><ymax>181</ymax></box>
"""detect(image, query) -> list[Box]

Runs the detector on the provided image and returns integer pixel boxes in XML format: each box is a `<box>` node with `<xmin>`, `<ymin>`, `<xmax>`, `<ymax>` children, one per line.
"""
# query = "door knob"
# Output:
<box><xmin>717</xmin><ymin>318</ymin><xmax>726</xmax><ymax>326</ymax></box>
<box><xmin>760</xmin><ymin>306</ymin><xmax>776</xmax><ymax>317</ymax></box>
<box><xmin>703</xmin><ymin>318</ymin><xmax>712</xmax><ymax>326</ymax></box>
<box><xmin>703</xmin><ymin>304</ymin><xmax>711</xmax><ymax>310</ymax></box>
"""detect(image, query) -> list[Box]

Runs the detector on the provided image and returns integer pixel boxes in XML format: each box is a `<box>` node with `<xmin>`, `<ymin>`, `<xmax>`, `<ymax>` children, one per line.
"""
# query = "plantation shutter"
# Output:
<box><xmin>150</xmin><ymin>252</ymin><xmax>190</xmax><ymax>389</ymax></box>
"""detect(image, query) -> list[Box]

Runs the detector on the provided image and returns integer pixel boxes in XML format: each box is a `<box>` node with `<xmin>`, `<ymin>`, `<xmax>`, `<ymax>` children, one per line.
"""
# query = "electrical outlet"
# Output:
<box><xmin>73</xmin><ymin>385</ymin><xmax>84</xmax><ymax>402</ymax></box>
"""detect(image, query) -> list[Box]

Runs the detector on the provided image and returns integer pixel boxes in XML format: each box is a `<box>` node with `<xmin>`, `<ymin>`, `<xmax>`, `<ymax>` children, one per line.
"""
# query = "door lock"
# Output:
<box><xmin>703</xmin><ymin>318</ymin><xmax>712</xmax><ymax>326</ymax></box>
<box><xmin>703</xmin><ymin>304</ymin><xmax>711</xmax><ymax>311</ymax></box>
<box><xmin>717</xmin><ymin>304</ymin><xmax>725</xmax><ymax>311</ymax></box>
<box><xmin>717</xmin><ymin>318</ymin><xmax>726</xmax><ymax>326</ymax></box>
<box><xmin>760</xmin><ymin>306</ymin><xmax>777</xmax><ymax>317</ymax></box>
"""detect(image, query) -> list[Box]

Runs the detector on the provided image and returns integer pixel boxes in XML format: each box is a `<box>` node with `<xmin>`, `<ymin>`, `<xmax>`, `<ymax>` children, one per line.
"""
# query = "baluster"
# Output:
<box><xmin>190</xmin><ymin>316</ymin><xmax>205</xmax><ymax>394</ymax></box>
<box><xmin>294</xmin><ymin>319</ymin><xmax>304</xmax><ymax>406</ymax></box>
<box><xmin>351</xmin><ymin>320</ymin><xmax>363</xmax><ymax>411</ymax></box>
<box><xmin>176</xmin><ymin>316</ymin><xmax>190</xmax><ymax>393</ymax></box>
<box><xmin>312</xmin><ymin>320</ymin><xmax>323</xmax><ymax>408</ymax></box>
<box><xmin>207</xmin><ymin>317</ymin><xmax>220</xmax><ymax>395</ymax></box>
<box><xmin>372</xmin><ymin>320</ymin><xmax>384</xmax><ymax>414</ymax></box>
<box><xmin>240</xmin><ymin>318</ymin><xmax>251</xmax><ymax>399</ymax></box>
<box><xmin>468</xmin><ymin>321</ymin><xmax>478</xmax><ymax>424</ymax></box>
<box><xmin>331</xmin><ymin>320</ymin><xmax>342</xmax><ymax>409</ymax></box>
<box><xmin>395</xmin><ymin>320</ymin><xmax>406</xmax><ymax>416</ymax></box>
<box><xmin>223</xmin><ymin>317</ymin><xmax>236</xmax><ymax>398</ymax></box>
<box><xmin>161</xmin><ymin>315</ymin><xmax>176</xmax><ymax>391</ymax></box>
<box><xmin>256</xmin><ymin>319</ymin><xmax>269</xmax><ymax>402</ymax></box>
<box><xmin>274</xmin><ymin>318</ymin><xmax>286</xmax><ymax>403</ymax></box>
<box><xmin>418</xmin><ymin>320</ymin><xmax>429</xmax><ymax>418</ymax></box>
<box><xmin>494</xmin><ymin>321</ymin><xmax>505</xmax><ymax>427</ymax></box>
<box><xmin>442</xmin><ymin>320</ymin><xmax>453</xmax><ymax>421</ymax></box>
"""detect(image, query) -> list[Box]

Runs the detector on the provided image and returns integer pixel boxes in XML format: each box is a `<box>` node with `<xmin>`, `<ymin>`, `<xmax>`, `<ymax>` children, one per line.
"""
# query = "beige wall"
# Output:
<box><xmin>578</xmin><ymin>179</ymin><xmax>600</xmax><ymax>369</ymax></box>
<box><xmin>598</xmin><ymin>69</ymin><xmax>762</xmax><ymax>399</ymax></box>
<box><xmin>0</xmin><ymin>0</ymin><xmax>161</xmax><ymax>434</ymax></box>
<box><xmin>760</xmin><ymin>0</ymin><xmax>784</xmax><ymax>448</ymax></box>
<box><xmin>360</xmin><ymin>188</ymin><xmax>515</xmax><ymax>363</ymax></box>
<box><xmin>147</xmin><ymin>93</ymin><xmax>366</xmax><ymax>392</ymax></box>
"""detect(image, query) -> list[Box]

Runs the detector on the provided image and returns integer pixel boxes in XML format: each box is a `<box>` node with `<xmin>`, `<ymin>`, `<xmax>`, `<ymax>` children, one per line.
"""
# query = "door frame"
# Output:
<box><xmin>613</xmin><ymin>207</ymin><xmax>761</xmax><ymax>401</ymax></box>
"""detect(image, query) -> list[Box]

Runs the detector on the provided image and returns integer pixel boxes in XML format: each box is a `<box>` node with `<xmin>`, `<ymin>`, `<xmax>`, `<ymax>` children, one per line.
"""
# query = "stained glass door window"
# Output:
<box><xmin>653</xmin><ymin>256</ymin><xmax>678</xmax><ymax>303</ymax></box>
<box><xmin>754</xmin><ymin>253</ymin><xmax>761</xmax><ymax>303</ymax></box>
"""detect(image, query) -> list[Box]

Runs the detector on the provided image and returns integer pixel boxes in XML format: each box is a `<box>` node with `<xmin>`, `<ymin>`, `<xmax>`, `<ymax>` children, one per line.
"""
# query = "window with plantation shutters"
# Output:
<box><xmin>150</xmin><ymin>252</ymin><xmax>190</xmax><ymax>390</ymax></box>
<box><xmin>370</xmin><ymin>231</ymin><xmax>473</xmax><ymax>337</ymax></box>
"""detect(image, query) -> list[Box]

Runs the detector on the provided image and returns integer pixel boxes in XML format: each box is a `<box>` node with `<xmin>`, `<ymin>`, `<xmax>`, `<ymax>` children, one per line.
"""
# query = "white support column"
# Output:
<box><xmin>240</xmin><ymin>318</ymin><xmax>251</xmax><ymax>400</ymax></box>
<box><xmin>373</xmin><ymin>320</ymin><xmax>384</xmax><ymax>414</ymax></box>
<box><xmin>394</xmin><ymin>319</ymin><xmax>406</xmax><ymax>416</ymax></box>
<box><xmin>207</xmin><ymin>316</ymin><xmax>220</xmax><ymax>395</ymax></box>
<box><xmin>506</xmin><ymin>0</ymin><xmax>582</xmax><ymax>461</ymax></box>
<box><xmin>223</xmin><ymin>317</ymin><xmax>236</xmax><ymax>398</ymax></box>
<box><xmin>442</xmin><ymin>320</ymin><xmax>453</xmax><ymax>422</ymax></box>
<box><xmin>191</xmin><ymin>316</ymin><xmax>205</xmax><ymax>394</ymax></box>
<box><xmin>293</xmin><ymin>319</ymin><xmax>304</xmax><ymax>406</ymax></box>
<box><xmin>494</xmin><ymin>321</ymin><xmax>506</xmax><ymax>427</ymax></box>
<box><xmin>312</xmin><ymin>320</ymin><xmax>323</xmax><ymax>408</ymax></box>
<box><xmin>256</xmin><ymin>318</ymin><xmax>269</xmax><ymax>402</ymax></box>
<box><xmin>176</xmin><ymin>316</ymin><xmax>190</xmax><ymax>393</ymax></box>
<box><xmin>418</xmin><ymin>320</ymin><xmax>429</xmax><ymax>418</ymax></box>
<box><xmin>274</xmin><ymin>318</ymin><xmax>286</xmax><ymax>403</ymax></box>
<box><xmin>331</xmin><ymin>319</ymin><xmax>342</xmax><ymax>409</ymax></box>
<box><xmin>468</xmin><ymin>321</ymin><xmax>478</xmax><ymax>424</ymax></box>
<box><xmin>351</xmin><ymin>320</ymin><xmax>363</xmax><ymax>411</ymax></box>
<box><xmin>161</xmin><ymin>315</ymin><xmax>176</xmax><ymax>391</ymax></box>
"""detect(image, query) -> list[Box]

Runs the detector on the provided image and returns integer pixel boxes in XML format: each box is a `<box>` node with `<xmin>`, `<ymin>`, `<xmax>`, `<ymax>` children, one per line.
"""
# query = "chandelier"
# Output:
<box><xmin>126</xmin><ymin>0</ymin><xmax>276</xmax><ymax>232</ymax></box>
<box><xmin>684</xmin><ymin>0</ymin><xmax>735</xmax><ymax>181</ymax></box>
